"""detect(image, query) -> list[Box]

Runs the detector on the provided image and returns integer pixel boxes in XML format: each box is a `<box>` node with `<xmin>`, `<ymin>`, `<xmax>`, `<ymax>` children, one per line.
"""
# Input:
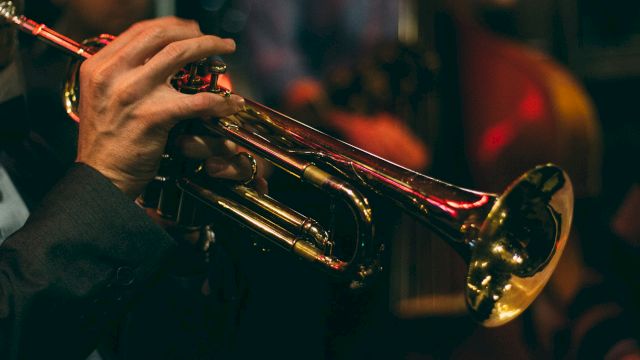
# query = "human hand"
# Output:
<box><xmin>75</xmin><ymin>17</ymin><xmax>245</xmax><ymax>198</ymax></box>
<box><xmin>176</xmin><ymin>134</ymin><xmax>268</xmax><ymax>194</ymax></box>
<box><xmin>146</xmin><ymin>134</ymin><xmax>268</xmax><ymax>244</ymax></box>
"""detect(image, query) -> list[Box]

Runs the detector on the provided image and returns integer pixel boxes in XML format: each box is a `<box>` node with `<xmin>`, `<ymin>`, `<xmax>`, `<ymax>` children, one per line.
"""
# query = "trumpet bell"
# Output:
<box><xmin>467</xmin><ymin>164</ymin><xmax>572</xmax><ymax>326</ymax></box>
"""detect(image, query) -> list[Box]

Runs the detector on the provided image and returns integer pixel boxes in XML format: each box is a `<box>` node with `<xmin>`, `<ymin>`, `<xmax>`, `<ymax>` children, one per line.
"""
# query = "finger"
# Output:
<box><xmin>111</xmin><ymin>18</ymin><xmax>205</xmax><ymax>67</ymax></box>
<box><xmin>159</xmin><ymin>91</ymin><xmax>244</xmax><ymax>127</ymax></box>
<box><xmin>255</xmin><ymin>177</ymin><xmax>269</xmax><ymax>195</ymax></box>
<box><xmin>143</xmin><ymin>35</ymin><xmax>235</xmax><ymax>84</ymax></box>
<box><xmin>79</xmin><ymin>18</ymin><xmax>203</xmax><ymax>85</ymax></box>
<box><xmin>85</xmin><ymin>18</ymin><xmax>207</xmax><ymax>82</ymax></box>
<box><xmin>176</xmin><ymin>135</ymin><xmax>237</xmax><ymax>159</ymax></box>
<box><xmin>91</xmin><ymin>17</ymin><xmax>198</xmax><ymax>62</ymax></box>
<box><xmin>204</xmin><ymin>153</ymin><xmax>255</xmax><ymax>182</ymax></box>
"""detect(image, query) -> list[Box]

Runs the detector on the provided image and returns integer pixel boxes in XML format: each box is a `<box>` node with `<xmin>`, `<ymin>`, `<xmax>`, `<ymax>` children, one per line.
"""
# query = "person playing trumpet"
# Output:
<box><xmin>0</xmin><ymin>5</ymin><xmax>254</xmax><ymax>358</ymax></box>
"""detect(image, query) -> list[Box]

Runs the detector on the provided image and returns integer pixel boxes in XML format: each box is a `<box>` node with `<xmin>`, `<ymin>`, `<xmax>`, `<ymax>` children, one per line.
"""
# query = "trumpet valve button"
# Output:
<box><xmin>210</xmin><ymin>60</ymin><xmax>227</xmax><ymax>75</ymax></box>
<box><xmin>209</xmin><ymin>59</ymin><xmax>228</xmax><ymax>95</ymax></box>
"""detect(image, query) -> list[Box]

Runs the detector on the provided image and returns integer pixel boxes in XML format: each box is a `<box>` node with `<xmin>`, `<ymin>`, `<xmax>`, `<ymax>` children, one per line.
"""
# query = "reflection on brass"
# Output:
<box><xmin>2</xmin><ymin>0</ymin><xmax>574</xmax><ymax>326</ymax></box>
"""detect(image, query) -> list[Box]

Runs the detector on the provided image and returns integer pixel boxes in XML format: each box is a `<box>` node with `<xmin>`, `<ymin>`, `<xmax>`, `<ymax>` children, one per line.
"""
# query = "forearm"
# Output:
<box><xmin>0</xmin><ymin>163</ymin><xmax>176</xmax><ymax>359</ymax></box>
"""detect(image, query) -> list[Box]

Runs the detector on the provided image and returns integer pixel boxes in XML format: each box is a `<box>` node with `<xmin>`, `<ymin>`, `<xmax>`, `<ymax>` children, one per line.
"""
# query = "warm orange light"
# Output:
<box><xmin>218</xmin><ymin>73</ymin><xmax>233</xmax><ymax>91</ymax></box>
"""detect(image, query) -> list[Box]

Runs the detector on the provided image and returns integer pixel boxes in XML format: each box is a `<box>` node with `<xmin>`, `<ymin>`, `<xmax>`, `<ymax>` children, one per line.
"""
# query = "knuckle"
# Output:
<box><xmin>163</xmin><ymin>97</ymin><xmax>194</xmax><ymax>122</ymax></box>
<box><xmin>189</xmin><ymin>93</ymin><xmax>212</xmax><ymax>112</ymax></box>
<box><xmin>167</xmin><ymin>17</ymin><xmax>202</xmax><ymax>36</ymax></box>
<box><xmin>206</xmin><ymin>34</ymin><xmax>223</xmax><ymax>42</ymax></box>
<box><xmin>113</xmin><ymin>79</ymin><xmax>140</xmax><ymax>105</ymax></box>
<box><xmin>126</xmin><ymin>18</ymin><xmax>157</xmax><ymax>34</ymax></box>
<box><xmin>164</xmin><ymin>16</ymin><xmax>190</xmax><ymax>30</ymax></box>
<box><xmin>162</xmin><ymin>41</ymin><xmax>187</xmax><ymax>60</ymax></box>
<box><xmin>140</xmin><ymin>108</ymin><xmax>170</xmax><ymax>132</ymax></box>
<box><xmin>216</xmin><ymin>101</ymin><xmax>238</xmax><ymax>118</ymax></box>
<box><xmin>163</xmin><ymin>15</ymin><xmax>180</xmax><ymax>23</ymax></box>
<box><xmin>126</xmin><ymin>21</ymin><xmax>145</xmax><ymax>34</ymax></box>
<box><xmin>172</xmin><ymin>17</ymin><xmax>195</xmax><ymax>26</ymax></box>
<box><xmin>79</xmin><ymin>61</ymin><xmax>93</xmax><ymax>81</ymax></box>
<box><xmin>141</xmin><ymin>27</ymin><xmax>167</xmax><ymax>43</ymax></box>
<box><xmin>83</xmin><ymin>63</ymin><xmax>112</xmax><ymax>88</ymax></box>
<box><xmin>184</xmin><ymin>20</ymin><xmax>202</xmax><ymax>36</ymax></box>
<box><xmin>201</xmin><ymin>35</ymin><xmax>219</xmax><ymax>46</ymax></box>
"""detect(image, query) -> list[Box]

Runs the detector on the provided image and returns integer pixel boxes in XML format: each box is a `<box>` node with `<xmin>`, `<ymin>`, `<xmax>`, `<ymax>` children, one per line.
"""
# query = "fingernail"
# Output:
<box><xmin>231</xmin><ymin>95</ymin><xmax>245</xmax><ymax>111</ymax></box>
<box><xmin>223</xmin><ymin>140</ymin><xmax>237</xmax><ymax>152</ymax></box>
<box><xmin>223</xmin><ymin>38</ymin><xmax>236</xmax><ymax>48</ymax></box>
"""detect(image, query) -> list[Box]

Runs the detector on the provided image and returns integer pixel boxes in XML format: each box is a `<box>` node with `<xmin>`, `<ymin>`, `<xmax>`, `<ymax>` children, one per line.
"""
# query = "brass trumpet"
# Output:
<box><xmin>1</xmin><ymin>1</ymin><xmax>573</xmax><ymax>327</ymax></box>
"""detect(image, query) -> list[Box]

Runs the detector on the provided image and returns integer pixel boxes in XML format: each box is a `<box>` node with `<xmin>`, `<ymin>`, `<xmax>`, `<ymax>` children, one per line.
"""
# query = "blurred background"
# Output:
<box><xmin>17</xmin><ymin>0</ymin><xmax>640</xmax><ymax>358</ymax></box>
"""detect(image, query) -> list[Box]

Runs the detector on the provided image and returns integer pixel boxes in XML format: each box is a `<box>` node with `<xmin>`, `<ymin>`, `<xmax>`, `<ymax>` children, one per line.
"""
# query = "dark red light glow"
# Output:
<box><xmin>518</xmin><ymin>85</ymin><xmax>545</xmax><ymax>121</ymax></box>
<box><xmin>446</xmin><ymin>195</ymin><xmax>491</xmax><ymax>210</ymax></box>
<box><xmin>479</xmin><ymin>120</ymin><xmax>516</xmax><ymax>162</ymax></box>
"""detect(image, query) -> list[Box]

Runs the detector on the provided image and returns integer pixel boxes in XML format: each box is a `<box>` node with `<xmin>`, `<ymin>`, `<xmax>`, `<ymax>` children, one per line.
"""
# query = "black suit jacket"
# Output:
<box><xmin>0</xmin><ymin>163</ymin><xmax>176</xmax><ymax>359</ymax></box>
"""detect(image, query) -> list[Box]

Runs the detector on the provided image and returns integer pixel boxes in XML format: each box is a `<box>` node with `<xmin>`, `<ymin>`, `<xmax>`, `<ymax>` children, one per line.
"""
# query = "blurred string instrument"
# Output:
<box><xmin>385</xmin><ymin>0</ymin><xmax>601</xmax><ymax>324</ymax></box>
<box><xmin>1</xmin><ymin>1</ymin><xmax>574</xmax><ymax>327</ymax></box>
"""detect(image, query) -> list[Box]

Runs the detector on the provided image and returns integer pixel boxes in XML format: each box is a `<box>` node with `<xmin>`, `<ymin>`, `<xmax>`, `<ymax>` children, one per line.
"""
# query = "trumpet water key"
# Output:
<box><xmin>1</xmin><ymin>0</ymin><xmax>574</xmax><ymax>326</ymax></box>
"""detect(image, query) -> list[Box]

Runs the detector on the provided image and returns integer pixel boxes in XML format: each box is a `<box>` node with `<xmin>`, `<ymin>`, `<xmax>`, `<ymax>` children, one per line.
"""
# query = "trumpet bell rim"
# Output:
<box><xmin>465</xmin><ymin>163</ymin><xmax>574</xmax><ymax>327</ymax></box>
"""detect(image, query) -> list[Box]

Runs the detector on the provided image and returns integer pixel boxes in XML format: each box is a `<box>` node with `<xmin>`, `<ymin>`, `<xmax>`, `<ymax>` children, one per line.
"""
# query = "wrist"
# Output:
<box><xmin>76</xmin><ymin>160</ymin><xmax>144</xmax><ymax>200</ymax></box>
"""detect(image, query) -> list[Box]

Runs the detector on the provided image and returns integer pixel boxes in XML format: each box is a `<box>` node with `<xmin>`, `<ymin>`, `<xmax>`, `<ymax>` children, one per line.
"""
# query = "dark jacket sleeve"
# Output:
<box><xmin>0</xmin><ymin>163</ymin><xmax>176</xmax><ymax>359</ymax></box>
